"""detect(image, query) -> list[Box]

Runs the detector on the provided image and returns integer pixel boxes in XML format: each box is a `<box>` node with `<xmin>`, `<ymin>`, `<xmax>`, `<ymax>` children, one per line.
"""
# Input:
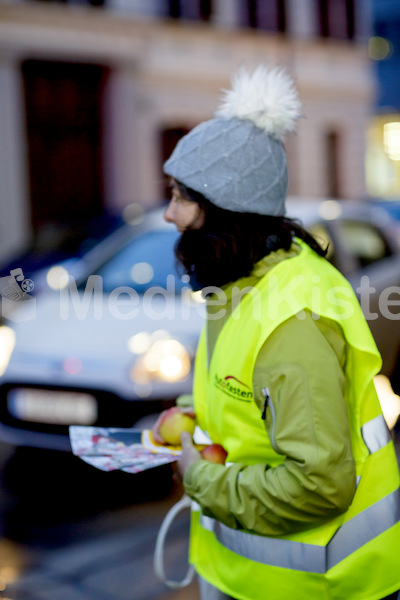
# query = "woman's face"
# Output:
<box><xmin>164</xmin><ymin>181</ymin><xmax>205</xmax><ymax>233</ymax></box>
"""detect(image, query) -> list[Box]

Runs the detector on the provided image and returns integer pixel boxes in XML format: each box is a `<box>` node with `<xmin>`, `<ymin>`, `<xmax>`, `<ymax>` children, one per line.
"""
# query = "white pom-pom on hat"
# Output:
<box><xmin>215</xmin><ymin>64</ymin><xmax>302</xmax><ymax>141</ymax></box>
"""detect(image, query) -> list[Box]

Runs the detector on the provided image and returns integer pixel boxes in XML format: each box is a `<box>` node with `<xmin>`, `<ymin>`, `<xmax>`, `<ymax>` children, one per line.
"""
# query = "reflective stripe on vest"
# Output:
<box><xmin>362</xmin><ymin>414</ymin><xmax>392</xmax><ymax>454</ymax></box>
<box><xmin>200</xmin><ymin>487</ymin><xmax>400</xmax><ymax>574</ymax></box>
<box><xmin>198</xmin><ymin>414</ymin><xmax>397</xmax><ymax>574</ymax></box>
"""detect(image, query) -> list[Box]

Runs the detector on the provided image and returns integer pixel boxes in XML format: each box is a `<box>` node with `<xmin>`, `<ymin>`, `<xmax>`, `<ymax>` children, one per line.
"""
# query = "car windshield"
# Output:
<box><xmin>94</xmin><ymin>229</ymin><xmax>186</xmax><ymax>294</ymax></box>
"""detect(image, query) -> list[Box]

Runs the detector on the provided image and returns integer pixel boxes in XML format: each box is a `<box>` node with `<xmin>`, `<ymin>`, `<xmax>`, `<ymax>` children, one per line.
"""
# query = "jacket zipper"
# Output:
<box><xmin>261</xmin><ymin>386</ymin><xmax>277</xmax><ymax>451</ymax></box>
<box><xmin>261</xmin><ymin>387</ymin><xmax>270</xmax><ymax>420</ymax></box>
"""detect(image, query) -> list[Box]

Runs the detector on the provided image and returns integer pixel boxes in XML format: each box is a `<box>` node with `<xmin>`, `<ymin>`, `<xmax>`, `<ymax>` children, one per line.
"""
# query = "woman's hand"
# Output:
<box><xmin>151</xmin><ymin>406</ymin><xmax>196</xmax><ymax>444</ymax></box>
<box><xmin>176</xmin><ymin>431</ymin><xmax>202</xmax><ymax>481</ymax></box>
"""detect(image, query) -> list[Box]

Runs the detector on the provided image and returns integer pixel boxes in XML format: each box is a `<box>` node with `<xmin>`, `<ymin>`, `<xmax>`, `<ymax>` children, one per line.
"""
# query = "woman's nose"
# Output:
<box><xmin>163</xmin><ymin>201</ymin><xmax>174</xmax><ymax>223</ymax></box>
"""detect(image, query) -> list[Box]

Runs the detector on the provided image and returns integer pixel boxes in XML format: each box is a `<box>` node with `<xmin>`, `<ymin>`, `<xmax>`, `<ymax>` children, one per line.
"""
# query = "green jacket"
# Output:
<box><xmin>182</xmin><ymin>242</ymin><xmax>357</xmax><ymax>536</ymax></box>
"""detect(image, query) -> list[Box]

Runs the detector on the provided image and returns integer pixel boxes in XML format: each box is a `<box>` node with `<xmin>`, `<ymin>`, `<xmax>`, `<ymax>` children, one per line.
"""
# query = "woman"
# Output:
<box><xmin>154</xmin><ymin>65</ymin><xmax>400</xmax><ymax>600</ymax></box>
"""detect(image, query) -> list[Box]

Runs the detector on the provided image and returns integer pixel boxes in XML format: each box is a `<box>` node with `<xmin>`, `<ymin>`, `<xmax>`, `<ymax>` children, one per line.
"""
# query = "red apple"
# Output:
<box><xmin>158</xmin><ymin>407</ymin><xmax>196</xmax><ymax>445</ymax></box>
<box><xmin>201</xmin><ymin>444</ymin><xmax>228</xmax><ymax>465</ymax></box>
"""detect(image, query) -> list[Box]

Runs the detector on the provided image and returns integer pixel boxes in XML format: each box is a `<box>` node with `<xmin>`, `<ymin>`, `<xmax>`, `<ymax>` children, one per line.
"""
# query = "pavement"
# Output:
<box><xmin>2</xmin><ymin>528</ymin><xmax>200</xmax><ymax>600</ymax></box>
<box><xmin>0</xmin><ymin>484</ymin><xmax>200</xmax><ymax>600</ymax></box>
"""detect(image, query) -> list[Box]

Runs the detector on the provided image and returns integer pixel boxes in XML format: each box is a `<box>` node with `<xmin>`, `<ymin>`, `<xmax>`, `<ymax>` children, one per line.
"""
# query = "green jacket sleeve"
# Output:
<box><xmin>183</xmin><ymin>311</ymin><xmax>357</xmax><ymax>536</ymax></box>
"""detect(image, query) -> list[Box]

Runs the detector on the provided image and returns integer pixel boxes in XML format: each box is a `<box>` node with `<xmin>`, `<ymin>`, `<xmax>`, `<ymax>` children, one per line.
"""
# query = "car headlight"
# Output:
<box><xmin>130</xmin><ymin>338</ymin><xmax>191</xmax><ymax>384</ymax></box>
<box><xmin>0</xmin><ymin>325</ymin><xmax>16</xmax><ymax>376</ymax></box>
<box><xmin>46</xmin><ymin>265</ymin><xmax>70</xmax><ymax>290</ymax></box>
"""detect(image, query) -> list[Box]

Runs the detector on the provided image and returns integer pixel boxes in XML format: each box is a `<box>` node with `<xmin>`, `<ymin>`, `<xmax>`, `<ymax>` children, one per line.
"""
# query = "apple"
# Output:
<box><xmin>201</xmin><ymin>444</ymin><xmax>228</xmax><ymax>465</ymax></box>
<box><xmin>158</xmin><ymin>407</ymin><xmax>196</xmax><ymax>445</ymax></box>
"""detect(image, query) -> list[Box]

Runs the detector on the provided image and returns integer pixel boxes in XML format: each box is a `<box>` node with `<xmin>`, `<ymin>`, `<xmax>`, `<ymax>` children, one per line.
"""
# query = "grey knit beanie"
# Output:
<box><xmin>164</xmin><ymin>65</ymin><xmax>302</xmax><ymax>216</ymax></box>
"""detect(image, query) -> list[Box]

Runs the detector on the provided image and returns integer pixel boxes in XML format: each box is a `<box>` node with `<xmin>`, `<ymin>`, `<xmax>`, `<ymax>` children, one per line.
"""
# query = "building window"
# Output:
<box><xmin>161</xmin><ymin>127</ymin><xmax>190</xmax><ymax>200</ymax></box>
<box><xmin>241</xmin><ymin>0</ymin><xmax>286</xmax><ymax>33</ymax></box>
<box><xmin>366</xmin><ymin>115</ymin><xmax>400</xmax><ymax>199</ymax></box>
<box><xmin>31</xmin><ymin>0</ymin><xmax>105</xmax><ymax>6</ymax></box>
<box><xmin>317</xmin><ymin>0</ymin><xmax>355</xmax><ymax>40</ymax></box>
<box><xmin>168</xmin><ymin>0</ymin><xmax>213</xmax><ymax>21</ymax></box>
<box><xmin>21</xmin><ymin>59</ymin><xmax>110</xmax><ymax>232</ymax></box>
<box><xmin>325</xmin><ymin>130</ymin><xmax>341</xmax><ymax>198</ymax></box>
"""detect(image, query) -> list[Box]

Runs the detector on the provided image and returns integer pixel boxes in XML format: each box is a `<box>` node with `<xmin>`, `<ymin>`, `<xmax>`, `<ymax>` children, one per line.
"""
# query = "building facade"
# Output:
<box><xmin>0</xmin><ymin>0</ymin><xmax>373</xmax><ymax>263</ymax></box>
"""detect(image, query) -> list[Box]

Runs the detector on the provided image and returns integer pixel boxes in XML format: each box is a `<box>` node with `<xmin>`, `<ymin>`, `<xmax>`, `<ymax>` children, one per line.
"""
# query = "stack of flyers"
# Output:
<box><xmin>69</xmin><ymin>426</ymin><xmax>210</xmax><ymax>474</ymax></box>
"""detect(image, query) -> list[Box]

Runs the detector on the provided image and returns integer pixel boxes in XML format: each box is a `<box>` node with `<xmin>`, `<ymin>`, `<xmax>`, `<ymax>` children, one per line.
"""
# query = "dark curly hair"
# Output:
<box><xmin>172</xmin><ymin>180</ymin><xmax>328</xmax><ymax>289</ymax></box>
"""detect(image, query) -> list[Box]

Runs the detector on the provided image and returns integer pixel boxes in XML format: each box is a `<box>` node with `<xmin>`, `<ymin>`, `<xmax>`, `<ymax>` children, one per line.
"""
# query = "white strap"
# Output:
<box><xmin>154</xmin><ymin>494</ymin><xmax>195</xmax><ymax>588</ymax></box>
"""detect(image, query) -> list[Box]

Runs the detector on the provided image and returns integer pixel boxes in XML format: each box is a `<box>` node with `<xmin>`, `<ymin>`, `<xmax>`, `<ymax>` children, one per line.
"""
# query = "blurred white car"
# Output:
<box><xmin>0</xmin><ymin>209</ymin><xmax>205</xmax><ymax>449</ymax></box>
<box><xmin>0</xmin><ymin>199</ymin><xmax>400</xmax><ymax>450</ymax></box>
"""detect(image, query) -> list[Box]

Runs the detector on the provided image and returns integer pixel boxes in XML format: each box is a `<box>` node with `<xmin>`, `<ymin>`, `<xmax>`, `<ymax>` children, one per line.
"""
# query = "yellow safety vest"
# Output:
<box><xmin>191</xmin><ymin>240</ymin><xmax>400</xmax><ymax>600</ymax></box>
